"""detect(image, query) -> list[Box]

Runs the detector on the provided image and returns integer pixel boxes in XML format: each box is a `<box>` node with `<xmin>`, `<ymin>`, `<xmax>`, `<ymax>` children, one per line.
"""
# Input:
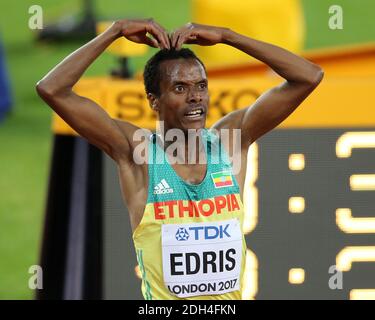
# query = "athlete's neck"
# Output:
<box><xmin>156</xmin><ymin>128</ymin><xmax>207</xmax><ymax>165</ymax></box>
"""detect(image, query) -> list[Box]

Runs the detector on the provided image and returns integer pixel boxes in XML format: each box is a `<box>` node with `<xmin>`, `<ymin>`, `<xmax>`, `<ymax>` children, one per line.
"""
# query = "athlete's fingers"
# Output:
<box><xmin>170</xmin><ymin>30</ymin><xmax>179</xmax><ymax>49</ymax></box>
<box><xmin>143</xmin><ymin>35</ymin><xmax>159</xmax><ymax>48</ymax></box>
<box><xmin>168</xmin><ymin>33</ymin><xmax>173</xmax><ymax>49</ymax></box>
<box><xmin>171</xmin><ymin>26</ymin><xmax>187</xmax><ymax>49</ymax></box>
<box><xmin>176</xmin><ymin>30</ymin><xmax>191</xmax><ymax>50</ymax></box>
<box><xmin>152</xmin><ymin>21</ymin><xmax>171</xmax><ymax>49</ymax></box>
<box><xmin>146</xmin><ymin>22</ymin><xmax>168</xmax><ymax>49</ymax></box>
<box><xmin>173</xmin><ymin>30</ymin><xmax>184</xmax><ymax>50</ymax></box>
<box><xmin>175</xmin><ymin>34</ymin><xmax>184</xmax><ymax>50</ymax></box>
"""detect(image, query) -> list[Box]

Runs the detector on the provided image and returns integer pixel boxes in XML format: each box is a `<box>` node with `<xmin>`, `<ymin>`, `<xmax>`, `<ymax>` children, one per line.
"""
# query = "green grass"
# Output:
<box><xmin>0</xmin><ymin>0</ymin><xmax>374</xmax><ymax>299</ymax></box>
<box><xmin>302</xmin><ymin>0</ymin><xmax>375</xmax><ymax>49</ymax></box>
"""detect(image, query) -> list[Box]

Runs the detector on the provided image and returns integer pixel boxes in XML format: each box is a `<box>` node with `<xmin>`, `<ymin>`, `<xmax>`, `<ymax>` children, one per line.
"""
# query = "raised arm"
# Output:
<box><xmin>171</xmin><ymin>23</ymin><xmax>324</xmax><ymax>149</ymax></box>
<box><xmin>36</xmin><ymin>19</ymin><xmax>170</xmax><ymax>162</ymax></box>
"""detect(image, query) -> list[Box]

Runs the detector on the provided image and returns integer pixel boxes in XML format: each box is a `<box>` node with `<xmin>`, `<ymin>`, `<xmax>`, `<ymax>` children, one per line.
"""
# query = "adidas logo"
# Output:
<box><xmin>153</xmin><ymin>179</ymin><xmax>174</xmax><ymax>195</ymax></box>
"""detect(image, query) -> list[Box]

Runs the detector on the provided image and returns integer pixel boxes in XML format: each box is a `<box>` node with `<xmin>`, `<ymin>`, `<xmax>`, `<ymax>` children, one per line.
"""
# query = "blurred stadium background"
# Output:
<box><xmin>0</xmin><ymin>0</ymin><xmax>374</xmax><ymax>299</ymax></box>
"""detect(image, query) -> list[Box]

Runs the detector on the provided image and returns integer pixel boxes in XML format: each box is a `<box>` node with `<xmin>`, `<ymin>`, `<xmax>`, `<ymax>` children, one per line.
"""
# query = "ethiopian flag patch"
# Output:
<box><xmin>211</xmin><ymin>171</ymin><xmax>234</xmax><ymax>188</ymax></box>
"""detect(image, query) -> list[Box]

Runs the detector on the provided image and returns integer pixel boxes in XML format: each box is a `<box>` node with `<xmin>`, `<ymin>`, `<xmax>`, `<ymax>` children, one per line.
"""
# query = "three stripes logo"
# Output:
<box><xmin>153</xmin><ymin>179</ymin><xmax>174</xmax><ymax>195</ymax></box>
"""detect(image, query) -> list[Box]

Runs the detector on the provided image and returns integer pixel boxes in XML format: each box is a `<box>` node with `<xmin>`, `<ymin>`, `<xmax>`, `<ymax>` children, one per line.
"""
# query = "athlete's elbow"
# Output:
<box><xmin>36</xmin><ymin>79</ymin><xmax>70</xmax><ymax>101</ymax></box>
<box><xmin>36</xmin><ymin>79</ymin><xmax>54</xmax><ymax>99</ymax></box>
<box><xmin>307</xmin><ymin>65</ymin><xmax>324</xmax><ymax>87</ymax></box>
<box><xmin>313</xmin><ymin>66</ymin><xmax>324</xmax><ymax>84</ymax></box>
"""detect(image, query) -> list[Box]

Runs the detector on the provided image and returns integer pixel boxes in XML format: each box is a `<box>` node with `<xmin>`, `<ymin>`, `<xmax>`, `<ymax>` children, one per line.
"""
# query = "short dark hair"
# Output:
<box><xmin>143</xmin><ymin>48</ymin><xmax>206</xmax><ymax>97</ymax></box>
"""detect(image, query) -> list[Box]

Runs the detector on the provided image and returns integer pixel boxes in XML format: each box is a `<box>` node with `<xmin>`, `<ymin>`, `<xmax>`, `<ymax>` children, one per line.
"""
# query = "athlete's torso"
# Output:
<box><xmin>116</xmin><ymin>128</ymin><xmax>247</xmax><ymax>235</ymax></box>
<box><xmin>131</xmin><ymin>128</ymin><xmax>247</xmax><ymax>300</ymax></box>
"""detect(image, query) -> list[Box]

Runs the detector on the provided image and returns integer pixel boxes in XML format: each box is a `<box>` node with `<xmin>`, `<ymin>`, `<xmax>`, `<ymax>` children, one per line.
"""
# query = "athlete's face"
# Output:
<box><xmin>151</xmin><ymin>58</ymin><xmax>209</xmax><ymax>132</ymax></box>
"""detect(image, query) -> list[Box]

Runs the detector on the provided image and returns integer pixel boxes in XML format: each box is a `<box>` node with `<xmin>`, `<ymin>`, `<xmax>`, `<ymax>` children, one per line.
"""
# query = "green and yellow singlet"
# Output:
<box><xmin>132</xmin><ymin>128</ymin><xmax>247</xmax><ymax>300</ymax></box>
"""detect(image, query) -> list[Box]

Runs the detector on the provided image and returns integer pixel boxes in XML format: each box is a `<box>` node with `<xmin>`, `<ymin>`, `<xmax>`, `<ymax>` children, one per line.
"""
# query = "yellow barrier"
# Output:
<box><xmin>191</xmin><ymin>0</ymin><xmax>305</xmax><ymax>68</ymax></box>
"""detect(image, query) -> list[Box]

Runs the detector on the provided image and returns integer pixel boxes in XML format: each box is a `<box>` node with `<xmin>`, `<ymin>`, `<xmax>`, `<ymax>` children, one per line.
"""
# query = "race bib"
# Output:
<box><xmin>162</xmin><ymin>219</ymin><xmax>243</xmax><ymax>298</ymax></box>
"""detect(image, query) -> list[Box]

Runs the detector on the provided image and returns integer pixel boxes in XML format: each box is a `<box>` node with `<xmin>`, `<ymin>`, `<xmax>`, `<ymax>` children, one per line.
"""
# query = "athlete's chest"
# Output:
<box><xmin>170</xmin><ymin>163</ymin><xmax>207</xmax><ymax>185</ymax></box>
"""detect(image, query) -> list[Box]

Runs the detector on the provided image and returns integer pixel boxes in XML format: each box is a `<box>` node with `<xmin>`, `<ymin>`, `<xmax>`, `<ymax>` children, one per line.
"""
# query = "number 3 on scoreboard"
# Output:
<box><xmin>335</xmin><ymin>131</ymin><xmax>375</xmax><ymax>300</ymax></box>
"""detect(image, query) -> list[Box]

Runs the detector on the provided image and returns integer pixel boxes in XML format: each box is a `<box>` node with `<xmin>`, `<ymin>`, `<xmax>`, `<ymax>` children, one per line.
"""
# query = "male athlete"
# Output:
<box><xmin>36</xmin><ymin>19</ymin><xmax>323</xmax><ymax>300</ymax></box>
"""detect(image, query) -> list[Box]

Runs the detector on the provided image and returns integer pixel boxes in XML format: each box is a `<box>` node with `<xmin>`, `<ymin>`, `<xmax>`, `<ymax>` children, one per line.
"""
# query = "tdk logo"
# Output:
<box><xmin>189</xmin><ymin>224</ymin><xmax>231</xmax><ymax>240</ymax></box>
<box><xmin>175</xmin><ymin>228</ymin><xmax>189</xmax><ymax>241</ymax></box>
